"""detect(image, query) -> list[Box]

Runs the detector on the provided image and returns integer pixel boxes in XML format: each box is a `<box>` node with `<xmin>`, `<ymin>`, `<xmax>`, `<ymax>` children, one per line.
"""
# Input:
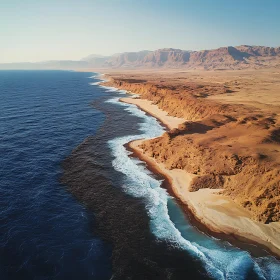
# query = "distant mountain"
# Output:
<box><xmin>1</xmin><ymin>45</ymin><xmax>280</xmax><ymax>70</ymax></box>
<box><xmin>81</xmin><ymin>54</ymin><xmax>107</xmax><ymax>61</ymax></box>
<box><xmin>186</xmin><ymin>45</ymin><xmax>280</xmax><ymax>70</ymax></box>
<box><xmin>102</xmin><ymin>46</ymin><xmax>280</xmax><ymax>70</ymax></box>
<box><xmin>80</xmin><ymin>54</ymin><xmax>109</xmax><ymax>68</ymax></box>
<box><xmin>141</xmin><ymin>48</ymin><xmax>190</xmax><ymax>67</ymax></box>
<box><xmin>103</xmin><ymin>50</ymin><xmax>152</xmax><ymax>68</ymax></box>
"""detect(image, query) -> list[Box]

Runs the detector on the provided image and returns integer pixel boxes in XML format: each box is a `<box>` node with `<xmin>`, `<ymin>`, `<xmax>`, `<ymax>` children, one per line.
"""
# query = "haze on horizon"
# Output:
<box><xmin>1</xmin><ymin>0</ymin><xmax>280</xmax><ymax>63</ymax></box>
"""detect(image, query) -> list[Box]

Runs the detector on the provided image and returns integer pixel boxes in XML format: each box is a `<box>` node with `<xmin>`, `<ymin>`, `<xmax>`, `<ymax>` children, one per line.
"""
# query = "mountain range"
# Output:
<box><xmin>1</xmin><ymin>45</ymin><xmax>280</xmax><ymax>70</ymax></box>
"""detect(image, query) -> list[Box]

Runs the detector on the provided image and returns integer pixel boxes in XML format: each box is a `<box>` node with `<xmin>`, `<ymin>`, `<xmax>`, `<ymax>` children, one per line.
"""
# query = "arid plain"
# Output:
<box><xmin>103</xmin><ymin>68</ymin><xmax>280</xmax><ymax>256</ymax></box>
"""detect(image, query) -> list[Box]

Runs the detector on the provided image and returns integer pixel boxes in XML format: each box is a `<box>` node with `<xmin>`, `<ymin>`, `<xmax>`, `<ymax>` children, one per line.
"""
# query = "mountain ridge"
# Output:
<box><xmin>1</xmin><ymin>45</ymin><xmax>280</xmax><ymax>70</ymax></box>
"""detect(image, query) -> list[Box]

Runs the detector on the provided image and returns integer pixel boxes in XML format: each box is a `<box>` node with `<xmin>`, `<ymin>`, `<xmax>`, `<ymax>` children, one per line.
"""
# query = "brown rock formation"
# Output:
<box><xmin>3</xmin><ymin>45</ymin><xmax>280</xmax><ymax>71</ymax></box>
<box><xmin>104</xmin><ymin>70</ymin><xmax>280</xmax><ymax>224</ymax></box>
<box><xmin>85</xmin><ymin>45</ymin><xmax>280</xmax><ymax>70</ymax></box>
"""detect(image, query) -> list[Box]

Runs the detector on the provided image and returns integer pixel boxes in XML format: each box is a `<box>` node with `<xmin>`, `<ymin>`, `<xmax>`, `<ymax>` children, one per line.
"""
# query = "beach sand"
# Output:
<box><xmin>120</xmin><ymin>97</ymin><xmax>185</xmax><ymax>130</ymax></box>
<box><xmin>125</xmin><ymin>97</ymin><xmax>280</xmax><ymax>257</ymax></box>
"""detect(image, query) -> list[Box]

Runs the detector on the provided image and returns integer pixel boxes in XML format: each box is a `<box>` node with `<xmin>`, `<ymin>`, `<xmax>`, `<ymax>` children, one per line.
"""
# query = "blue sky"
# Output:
<box><xmin>1</xmin><ymin>0</ymin><xmax>280</xmax><ymax>62</ymax></box>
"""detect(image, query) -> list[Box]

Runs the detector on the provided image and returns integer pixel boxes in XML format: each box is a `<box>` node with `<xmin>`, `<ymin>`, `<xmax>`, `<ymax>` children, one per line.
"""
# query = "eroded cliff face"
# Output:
<box><xmin>107</xmin><ymin>77</ymin><xmax>237</xmax><ymax>120</ymax></box>
<box><xmin>104</xmin><ymin>75</ymin><xmax>280</xmax><ymax>224</ymax></box>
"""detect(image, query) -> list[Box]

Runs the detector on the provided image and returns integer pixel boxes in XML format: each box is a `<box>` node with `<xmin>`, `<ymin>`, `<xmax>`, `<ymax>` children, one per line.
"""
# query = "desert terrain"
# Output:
<box><xmin>102</xmin><ymin>68</ymin><xmax>280</xmax><ymax>255</ymax></box>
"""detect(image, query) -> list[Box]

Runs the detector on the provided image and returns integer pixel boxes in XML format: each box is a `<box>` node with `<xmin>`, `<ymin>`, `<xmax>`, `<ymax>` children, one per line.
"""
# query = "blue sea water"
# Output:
<box><xmin>0</xmin><ymin>71</ymin><xmax>111</xmax><ymax>279</ymax></box>
<box><xmin>1</xmin><ymin>70</ymin><xmax>280</xmax><ymax>280</ymax></box>
<box><xmin>105</xmin><ymin>90</ymin><xmax>280</xmax><ymax>280</ymax></box>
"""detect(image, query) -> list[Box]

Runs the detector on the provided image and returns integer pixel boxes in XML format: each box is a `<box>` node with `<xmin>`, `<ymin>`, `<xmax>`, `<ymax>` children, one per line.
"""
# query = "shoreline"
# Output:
<box><xmin>120</xmin><ymin>96</ymin><xmax>280</xmax><ymax>259</ymax></box>
<box><xmin>120</xmin><ymin>97</ymin><xmax>185</xmax><ymax>130</ymax></box>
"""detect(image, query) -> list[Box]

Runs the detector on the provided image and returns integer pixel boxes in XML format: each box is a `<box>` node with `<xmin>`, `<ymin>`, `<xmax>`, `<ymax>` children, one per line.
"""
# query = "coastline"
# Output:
<box><xmin>121</xmin><ymin>96</ymin><xmax>280</xmax><ymax>258</ymax></box>
<box><xmin>61</xmin><ymin>83</ymin><xmax>213</xmax><ymax>279</ymax></box>
<box><xmin>120</xmin><ymin>97</ymin><xmax>185</xmax><ymax>130</ymax></box>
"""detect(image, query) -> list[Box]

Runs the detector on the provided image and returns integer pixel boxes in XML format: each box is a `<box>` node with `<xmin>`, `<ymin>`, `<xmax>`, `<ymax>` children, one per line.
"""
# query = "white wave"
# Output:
<box><xmin>89</xmin><ymin>82</ymin><xmax>101</xmax><ymax>86</ymax></box>
<box><xmin>99</xmin><ymin>82</ymin><xmax>280</xmax><ymax>280</ymax></box>
<box><xmin>88</xmin><ymin>75</ymin><xmax>97</xmax><ymax>79</ymax></box>
<box><xmin>106</xmin><ymin>96</ymin><xmax>224</xmax><ymax>279</ymax></box>
<box><xmin>89</xmin><ymin>79</ymin><xmax>122</xmax><ymax>92</ymax></box>
<box><xmin>88</xmin><ymin>73</ymin><xmax>108</xmax><ymax>85</ymax></box>
<box><xmin>101</xmin><ymin>86</ymin><xmax>121</xmax><ymax>92</ymax></box>
<box><xmin>255</xmin><ymin>256</ymin><xmax>280</xmax><ymax>280</ymax></box>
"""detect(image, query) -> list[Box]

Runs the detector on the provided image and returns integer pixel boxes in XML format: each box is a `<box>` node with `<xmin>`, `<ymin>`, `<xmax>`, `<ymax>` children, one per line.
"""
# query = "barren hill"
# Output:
<box><xmin>84</xmin><ymin>45</ymin><xmax>280</xmax><ymax>70</ymax></box>
<box><xmin>1</xmin><ymin>45</ymin><xmax>280</xmax><ymax>70</ymax></box>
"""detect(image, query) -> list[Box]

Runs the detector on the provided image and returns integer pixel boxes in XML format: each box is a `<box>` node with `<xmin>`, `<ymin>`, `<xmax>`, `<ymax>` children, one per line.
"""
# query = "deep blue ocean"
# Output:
<box><xmin>0</xmin><ymin>71</ymin><xmax>111</xmax><ymax>279</ymax></box>
<box><xmin>1</xmin><ymin>70</ymin><xmax>280</xmax><ymax>280</ymax></box>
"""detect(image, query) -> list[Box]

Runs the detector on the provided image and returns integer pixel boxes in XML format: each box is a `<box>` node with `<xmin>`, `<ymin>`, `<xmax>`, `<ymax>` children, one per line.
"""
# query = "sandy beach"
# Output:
<box><xmin>124</xmin><ymin>97</ymin><xmax>280</xmax><ymax>257</ymax></box>
<box><xmin>120</xmin><ymin>97</ymin><xmax>185</xmax><ymax>130</ymax></box>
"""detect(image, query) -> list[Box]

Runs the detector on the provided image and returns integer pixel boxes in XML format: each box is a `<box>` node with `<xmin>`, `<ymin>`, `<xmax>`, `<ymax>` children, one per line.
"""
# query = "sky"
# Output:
<box><xmin>1</xmin><ymin>0</ymin><xmax>280</xmax><ymax>63</ymax></box>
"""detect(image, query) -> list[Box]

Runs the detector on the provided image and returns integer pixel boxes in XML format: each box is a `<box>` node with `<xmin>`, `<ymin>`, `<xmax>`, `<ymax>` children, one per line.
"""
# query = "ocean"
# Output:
<box><xmin>0</xmin><ymin>70</ymin><xmax>279</xmax><ymax>280</ymax></box>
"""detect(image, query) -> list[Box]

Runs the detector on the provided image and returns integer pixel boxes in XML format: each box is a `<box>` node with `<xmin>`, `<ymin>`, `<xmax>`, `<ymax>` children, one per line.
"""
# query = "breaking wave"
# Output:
<box><xmin>100</xmin><ymin>84</ymin><xmax>280</xmax><ymax>280</ymax></box>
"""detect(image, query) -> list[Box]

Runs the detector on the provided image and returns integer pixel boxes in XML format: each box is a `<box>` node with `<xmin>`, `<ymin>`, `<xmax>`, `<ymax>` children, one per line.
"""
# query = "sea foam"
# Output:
<box><xmin>94</xmin><ymin>81</ymin><xmax>280</xmax><ymax>280</ymax></box>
